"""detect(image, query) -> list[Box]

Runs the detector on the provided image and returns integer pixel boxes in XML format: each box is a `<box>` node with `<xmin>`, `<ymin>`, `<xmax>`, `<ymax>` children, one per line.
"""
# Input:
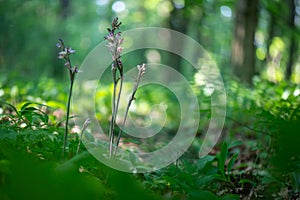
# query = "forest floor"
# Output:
<box><xmin>0</xmin><ymin>77</ymin><xmax>300</xmax><ymax>200</ymax></box>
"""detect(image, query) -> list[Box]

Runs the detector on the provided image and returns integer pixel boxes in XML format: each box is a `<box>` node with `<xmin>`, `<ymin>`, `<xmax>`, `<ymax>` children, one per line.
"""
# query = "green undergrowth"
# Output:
<box><xmin>0</xmin><ymin>76</ymin><xmax>300</xmax><ymax>199</ymax></box>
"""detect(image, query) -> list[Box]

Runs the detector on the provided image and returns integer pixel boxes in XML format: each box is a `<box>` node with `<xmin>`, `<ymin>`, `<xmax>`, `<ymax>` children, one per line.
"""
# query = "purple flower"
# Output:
<box><xmin>66</xmin><ymin>47</ymin><xmax>76</xmax><ymax>54</ymax></box>
<box><xmin>105</xmin><ymin>17</ymin><xmax>124</xmax><ymax>63</ymax></box>
<box><xmin>56</xmin><ymin>42</ymin><xmax>62</xmax><ymax>49</ymax></box>
<box><xmin>58</xmin><ymin>51</ymin><xmax>67</xmax><ymax>59</ymax></box>
<box><xmin>105</xmin><ymin>32</ymin><xmax>124</xmax><ymax>61</ymax></box>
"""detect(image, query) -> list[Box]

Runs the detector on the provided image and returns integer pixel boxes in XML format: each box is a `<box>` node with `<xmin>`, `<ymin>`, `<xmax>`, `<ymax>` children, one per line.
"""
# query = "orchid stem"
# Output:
<box><xmin>62</xmin><ymin>73</ymin><xmax>74</xmax><ymax>157</ymax></box>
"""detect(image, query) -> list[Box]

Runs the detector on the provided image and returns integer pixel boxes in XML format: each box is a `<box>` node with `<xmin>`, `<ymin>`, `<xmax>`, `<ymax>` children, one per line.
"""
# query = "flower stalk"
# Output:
<box><xmin>56</xmin><ymin>39</ymin><xmax>78</xmax><ymax>157</ymax></box>
<box><xmin>76</xmin><ymin>118</ymin><xmax>91</xmax><ymax>155</ymax></box>
<box><xmin>114</xmin><ymin>64</ymin><xmax>146</xmax><ymax>156</ymax></box>
<box><xmin>105</xmin><ymin>17</ymin><xmax>146</xmax><ymax>158</ymax></box>
<box><xmin>105</xmin><ymin>17</ymin><xmax>124</xmax><ymax>158</ymax></box>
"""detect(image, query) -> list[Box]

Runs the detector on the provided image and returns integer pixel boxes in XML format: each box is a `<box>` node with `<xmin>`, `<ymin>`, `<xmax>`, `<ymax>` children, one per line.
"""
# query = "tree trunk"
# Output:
<box><xmin>52</xmin><ymin>0</ymin><xmax>71</xmax><ymax>78</ymax></box>
<box><xmin>266</xmin><ymin>13</ymin><xmax>275</xmax><ymax>64</ymax></box>
<box><xmin>231</xmin><ymin>0</ymin><xmax>258</xmax><ymax>85</ymax></box>
<box><xmin>285</xmin><ymin>0</ymin><xmax>296</xmax><ymax>80</ymax></box>
<box><xmin>167</xmin><ymin>2</ymin><xmax>189</xmax><ymax>73</ymax></box>
<box><xmin>60</xmin><ymin>0</ymin><xmax>70</xmax><ymax>19</ymax></box>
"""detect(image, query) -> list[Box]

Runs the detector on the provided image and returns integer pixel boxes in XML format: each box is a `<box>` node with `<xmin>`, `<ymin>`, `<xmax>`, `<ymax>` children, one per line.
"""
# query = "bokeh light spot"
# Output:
<box><xmin>112</xmin><ymin>1</ymin><xmax>126</xmax><ymax>13</ymax></box>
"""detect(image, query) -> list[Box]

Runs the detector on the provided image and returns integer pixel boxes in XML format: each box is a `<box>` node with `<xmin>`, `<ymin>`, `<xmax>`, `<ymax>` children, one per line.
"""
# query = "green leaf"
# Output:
<box><xmin>228</xmin><ymin>140</ymin><xmax>243</xmax><ymax>149</ymax></box>
<box><xmin>20</xmin><ymin>102</ymin><xmax>49</xmax><ymax>111</ymax></box>
<box><xmin>227</xmin><ymin>153</ymin><xmax>238</xmax><ymax>173</ymax></box>
<box><xmin>195</xmin><ymin>175</ymin><xmax>215</xmax><ymax>187</ymax></box>
<box><xmin>20</xmin><ymin>107</ymin><xmax>49</xmax><ymax>125</ymax></box>
<box><xmin>0</xmin><ymin>128</ymin><xmax>17</xmax><ymax>141</ymax></box>
<box><xmin>20</xmin><ymin>102</ymin><xmax>34</xmax><ymax>111</ymax></box>
<box><xmin>0</xmin><ymin>102</ymin><xmax>19</xmax><ymax>115</ymax></box>
<box><xmin>219</xmin><ymin>142</ymin><xmax>228</xmax><ymax>176</ymax></box>
<box><xmin>188</xmin><ymin>190</ymin><xmax>220</xmax><ymax>200</ymax></box>
<box><xmin>221</xmin><ymin>194</ymin><xmax>240</xmax><ymax>200</ymax></box>
<box><xmin>197</xmin><ymin>155</ymin><xmax>215</xmax><ymax>170</ymax></box>
<box><xmin>212</xmin><ymin>174</ymin><xmax>227</xmax><ymax>182</ymax></box>
<box><xmin>1</xmin><ymin>150</ymin><xmax>105</xmax><ymax>200</ymax></box>
<box><xmin>239</xmin><ymin>178</ymin><xmax>257</xmax><ymax>187</ymax></box>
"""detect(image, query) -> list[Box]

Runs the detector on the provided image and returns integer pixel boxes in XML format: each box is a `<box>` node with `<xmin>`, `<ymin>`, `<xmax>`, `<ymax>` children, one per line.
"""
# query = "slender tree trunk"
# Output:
<box><xmin>52</xmin><ymin>0</ymin><xmax>71</xmax><ymax>78</ymax></box>
<box><xmin>285</xmin><ymin>0</ymin><xmax>296</xmax><ymax>80</ymax></box>
<box><xmin>266</xmin><ymin>13</ymin><xmax>275</xmax><ymax>63</ymax></box>
<box><xmin>231</xmin><ymin>0</ymin><xmax>258</xmax><ymax>85</ymax></box>
<box><xmin>167</xmin><ymin>2</ymin><xmax>189</xmax><ymax>73</ymax></box>
<box><xmin>60</xmin><ymin>0</ymin><xmax>70</xmax><ymax>19</ymax></box>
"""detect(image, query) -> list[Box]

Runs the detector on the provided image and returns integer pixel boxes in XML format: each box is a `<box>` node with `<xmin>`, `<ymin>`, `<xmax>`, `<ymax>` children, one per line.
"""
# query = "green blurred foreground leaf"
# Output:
<box><xmin>0</xmin><ymin>138</ymin><xmax>160</xmax><ymax>200</ymax></box>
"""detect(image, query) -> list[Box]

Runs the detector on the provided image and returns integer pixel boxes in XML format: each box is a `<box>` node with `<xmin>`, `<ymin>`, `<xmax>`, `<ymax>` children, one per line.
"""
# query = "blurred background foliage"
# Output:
<box><xmin>1</xmin><ymin>0</ymin><xmax>300</xmax><ymax>138</ymax></box>
<box><xmin>1</xmin><ymin>0</ymin><xmax>299</xmax><ymax>83</ymax></box>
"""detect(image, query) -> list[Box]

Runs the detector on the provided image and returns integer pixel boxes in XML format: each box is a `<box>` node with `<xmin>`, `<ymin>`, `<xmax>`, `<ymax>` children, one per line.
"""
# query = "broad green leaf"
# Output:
<box><xmin>0</xmin><ymin>150</ymin><xmax>105</xmax><ymax>200</ymax></box>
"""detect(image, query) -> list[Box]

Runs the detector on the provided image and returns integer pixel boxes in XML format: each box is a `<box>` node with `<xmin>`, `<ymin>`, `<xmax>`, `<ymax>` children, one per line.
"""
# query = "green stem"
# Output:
<box><xmin>108</xmin><ymin>69</ymin><xmax>117</xmax><ymax>159</ymax></box>
<box><xmin>62</xmin><ymin>75</ymin><xmax>74</xmax><ymax>157</ymax></box>
<box><xmin>113</xmin><ymin>95</ymin><xmax>131</xmax><ymax>157</ymax></box>
<box><xmin>114</xmin><ymin>74</ymin><xmax>141</xmax><ymax>156</ymax></box>
<box><xmin>108</xmin><ymin>60</ymin><xmax>124</xmax><ymax>159</ymax></box>
<box><xmin>112</xmin><ymin>75</ymin><xmax>123</xmax><ymax>153</ymax></box>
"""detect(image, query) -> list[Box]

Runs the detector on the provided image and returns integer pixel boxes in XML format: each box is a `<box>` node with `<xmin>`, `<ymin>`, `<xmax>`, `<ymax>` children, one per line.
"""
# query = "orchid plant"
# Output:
<box><xmin>104</xmin><ymin>17</ymin><xmax>146</xmax><ymax>158</ymax></box>
<box><xmin>56</xmin><ymin>17</ymin><xmax>146</xmax><ymax>158</ymax></box>
<box><xmin>56</xmin><ymin>39</ymin><xmax>78</xmax><ymax>156</ymax></box>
